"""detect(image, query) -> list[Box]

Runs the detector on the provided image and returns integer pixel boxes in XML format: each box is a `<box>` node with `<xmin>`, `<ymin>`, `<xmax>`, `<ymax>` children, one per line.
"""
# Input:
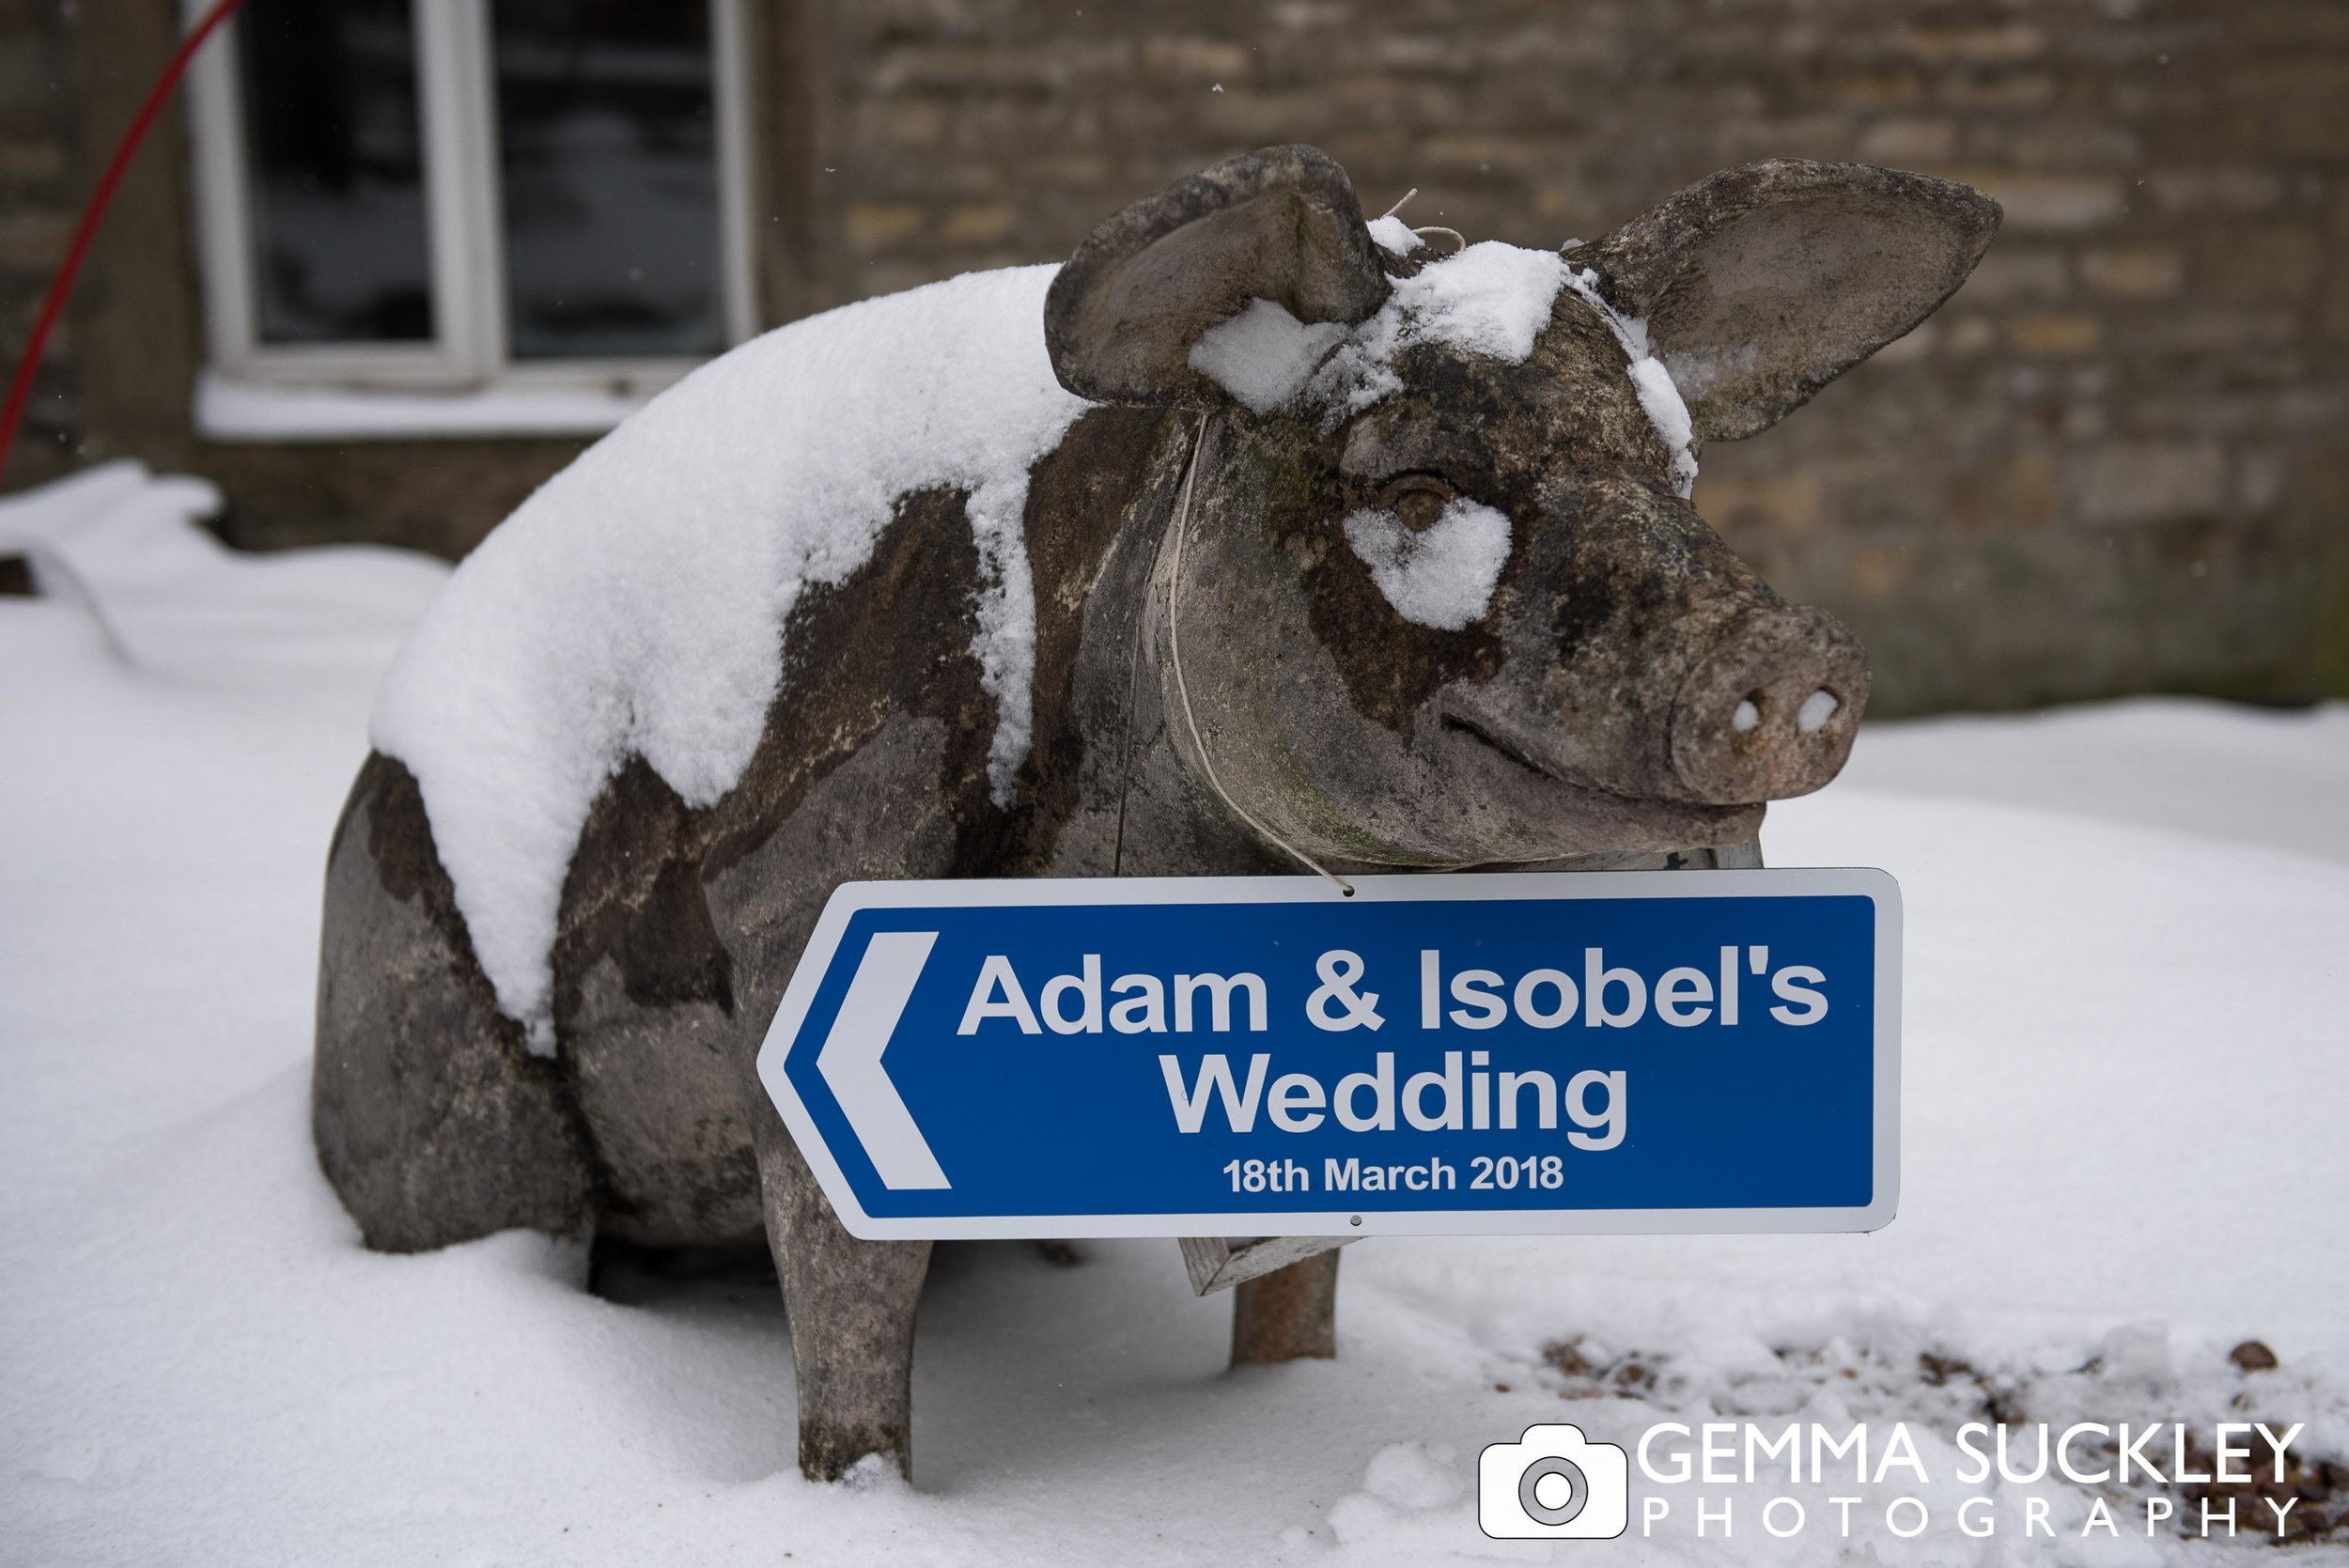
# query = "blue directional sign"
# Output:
<box><xmin>755</xmin><ymin>870</ymin><xmax>1900</xmax><ymax>1240</ymax></box>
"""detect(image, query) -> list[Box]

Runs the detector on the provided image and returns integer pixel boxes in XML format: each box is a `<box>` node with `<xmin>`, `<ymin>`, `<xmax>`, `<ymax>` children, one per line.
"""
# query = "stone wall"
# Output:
<box><xmin>0</xmin><ymin>0</ymin><xmax>83</xmax><ymax>478</ymax></box>
<box><xmin>3</xmin><ymin>0</ymin><xmax>2343</xmax><ymax>710</ymax></box>
<box><xmin>802</xmin><ymin>0</ymin><xmax>2349</xmax><ymax>713</ymax></box>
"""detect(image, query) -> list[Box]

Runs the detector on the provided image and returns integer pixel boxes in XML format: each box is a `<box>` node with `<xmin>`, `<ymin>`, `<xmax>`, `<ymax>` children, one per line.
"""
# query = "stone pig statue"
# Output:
<box><xmin>314</xmin><ymin>146</ymin><xmax>1997</xmax><ymax>1482</ymax></box>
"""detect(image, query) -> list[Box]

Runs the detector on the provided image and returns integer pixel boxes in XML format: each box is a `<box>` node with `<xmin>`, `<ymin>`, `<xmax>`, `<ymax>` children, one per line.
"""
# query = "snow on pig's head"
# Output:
<box><xmin>1046</xmin><ymin>146</ymin><xmax>1999</xmax><ymax>864</ymax></box>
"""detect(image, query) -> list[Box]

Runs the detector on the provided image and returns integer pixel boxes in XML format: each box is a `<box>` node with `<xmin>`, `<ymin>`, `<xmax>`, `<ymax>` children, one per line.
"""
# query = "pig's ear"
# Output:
<box><xmin>1566</xmin><ymin>160</ymin><xmax>1999</xmax><ymax>441</ymax></box>
<box><xmin>1045</xmin><ymin>145</ymin><xmax>1392</xmax><ymax>406</ymax></box>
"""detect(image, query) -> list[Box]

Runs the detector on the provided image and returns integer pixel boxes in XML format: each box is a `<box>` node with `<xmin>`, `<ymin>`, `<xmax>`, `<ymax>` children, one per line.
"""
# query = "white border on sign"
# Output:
<box><xmin>754</xmin><ymin>869</ymin><xmax>1903</xmax><ymax>1241</ymax></box>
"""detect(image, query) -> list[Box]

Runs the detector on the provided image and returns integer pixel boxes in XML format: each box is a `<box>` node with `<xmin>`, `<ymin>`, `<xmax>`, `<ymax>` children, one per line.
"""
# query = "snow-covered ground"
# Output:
<box><xmin>2</xmin><ymin>465</ymin><xmax>2343</xmax><ymax>1565</ymax></box>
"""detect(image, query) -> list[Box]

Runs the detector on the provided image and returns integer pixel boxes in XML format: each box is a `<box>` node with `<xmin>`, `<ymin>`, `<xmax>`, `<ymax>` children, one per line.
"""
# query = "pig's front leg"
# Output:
<box><xmin>749</xmin><ymin>1094</ymin><xmax>932</xmax><ymax>1482</ymax></box>
<box><xmin>702</xmin><ymin>713</ymin><xmax>970</xmax><ymax>1481</ymax></box>
<box><xmin>1232</xmin><ymin>1250</ymin><xmax>1341</xmax><ymax>1364</ymax></box>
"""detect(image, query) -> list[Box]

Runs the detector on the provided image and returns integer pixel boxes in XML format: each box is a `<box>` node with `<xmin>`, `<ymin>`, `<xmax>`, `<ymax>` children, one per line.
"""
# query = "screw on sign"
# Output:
<box><xmin>313</xmin><ymin>145</ymin><xmax>1991</xmax><ymax>1482</ymax></box>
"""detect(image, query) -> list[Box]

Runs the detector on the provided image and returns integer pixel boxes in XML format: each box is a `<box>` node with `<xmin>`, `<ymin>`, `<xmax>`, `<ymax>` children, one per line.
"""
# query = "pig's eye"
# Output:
<box><xmin>1377</xmin><ymin>473</ymin><xmax>1455</xmax><ymax>533</ymax></box>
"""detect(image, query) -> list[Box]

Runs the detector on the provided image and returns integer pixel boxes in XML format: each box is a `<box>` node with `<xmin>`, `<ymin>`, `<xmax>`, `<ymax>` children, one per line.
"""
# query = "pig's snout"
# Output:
<box><xmin>1668</xmin><ymin>604</ymin><xmax>1868</xmax><ymax>804</ymax></box>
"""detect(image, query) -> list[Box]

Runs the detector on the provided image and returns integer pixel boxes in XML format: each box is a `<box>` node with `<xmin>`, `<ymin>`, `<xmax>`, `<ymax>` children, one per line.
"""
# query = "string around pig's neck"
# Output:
<box><xmin>1163</xmin><ymin>411</ymin><xmax>1355</xmax><ymax>896</ymax></box>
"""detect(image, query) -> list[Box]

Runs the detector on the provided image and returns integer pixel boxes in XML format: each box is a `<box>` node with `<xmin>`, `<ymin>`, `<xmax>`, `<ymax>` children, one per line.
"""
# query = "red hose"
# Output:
<box><xmin>0</xmin><ymin>0</ymin><xmax>248</xmax><ymax>489</ymax></box>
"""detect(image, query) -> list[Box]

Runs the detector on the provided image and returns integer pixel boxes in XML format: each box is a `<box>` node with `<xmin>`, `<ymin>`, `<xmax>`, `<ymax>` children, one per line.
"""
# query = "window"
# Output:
<box><xmin>187</xmin><ymin>0</ymin><xmax>754</xmax><ymax>438</ymax></box>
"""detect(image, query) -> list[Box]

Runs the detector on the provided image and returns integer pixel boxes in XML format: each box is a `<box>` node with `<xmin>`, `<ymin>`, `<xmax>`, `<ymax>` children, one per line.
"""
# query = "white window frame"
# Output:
<box><xmin>185</xmin><ymin>0</ymin><xmax>755</xmax><ymax>439</ymax></box>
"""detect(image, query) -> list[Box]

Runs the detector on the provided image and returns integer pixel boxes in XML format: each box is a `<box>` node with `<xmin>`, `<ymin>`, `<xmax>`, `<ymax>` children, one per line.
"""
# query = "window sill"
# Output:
<box><xmin>194</xmin><ymin>371</ymin><xmax>666</xmax><ymax>443</ymax></box>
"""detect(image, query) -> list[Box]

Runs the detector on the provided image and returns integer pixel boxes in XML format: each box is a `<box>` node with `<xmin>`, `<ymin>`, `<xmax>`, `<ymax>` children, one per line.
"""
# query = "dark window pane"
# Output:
<box><xmin>238</xmin><ymin>0</ymin><xmax>436</xmax><ymax>344</ymax></box>
<box><xmin>492</xmin><ymin>0</ymin><xmax>725</xmax><ymax>361</ymax></box>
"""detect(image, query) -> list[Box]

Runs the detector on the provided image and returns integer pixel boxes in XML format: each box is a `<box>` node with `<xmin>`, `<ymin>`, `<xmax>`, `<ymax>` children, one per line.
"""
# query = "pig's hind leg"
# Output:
<box><xmin>749</xmin><ymin>1094</ymin><xmax>932</xmax><ymax>1482</ymax></box>
<box><xmin>313</xmin><ymin>753</ymin><xmax>598</xmax><ymax>1251</ymax></box>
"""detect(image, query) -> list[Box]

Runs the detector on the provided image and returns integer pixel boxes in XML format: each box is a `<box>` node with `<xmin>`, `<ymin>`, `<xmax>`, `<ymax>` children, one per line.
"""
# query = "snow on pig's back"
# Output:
<box><xmin>369</xmin><ymin>264</ymin><xmax>1093</xmax><ymax>1051</ymax></box>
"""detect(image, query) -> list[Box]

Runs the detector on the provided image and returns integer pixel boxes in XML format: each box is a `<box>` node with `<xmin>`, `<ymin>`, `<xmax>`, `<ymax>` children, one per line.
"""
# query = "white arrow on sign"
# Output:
<box><xmin>813</xmin><ymin>929</ymin><xmax>951</xmax><ymax>1190</ymax></box>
